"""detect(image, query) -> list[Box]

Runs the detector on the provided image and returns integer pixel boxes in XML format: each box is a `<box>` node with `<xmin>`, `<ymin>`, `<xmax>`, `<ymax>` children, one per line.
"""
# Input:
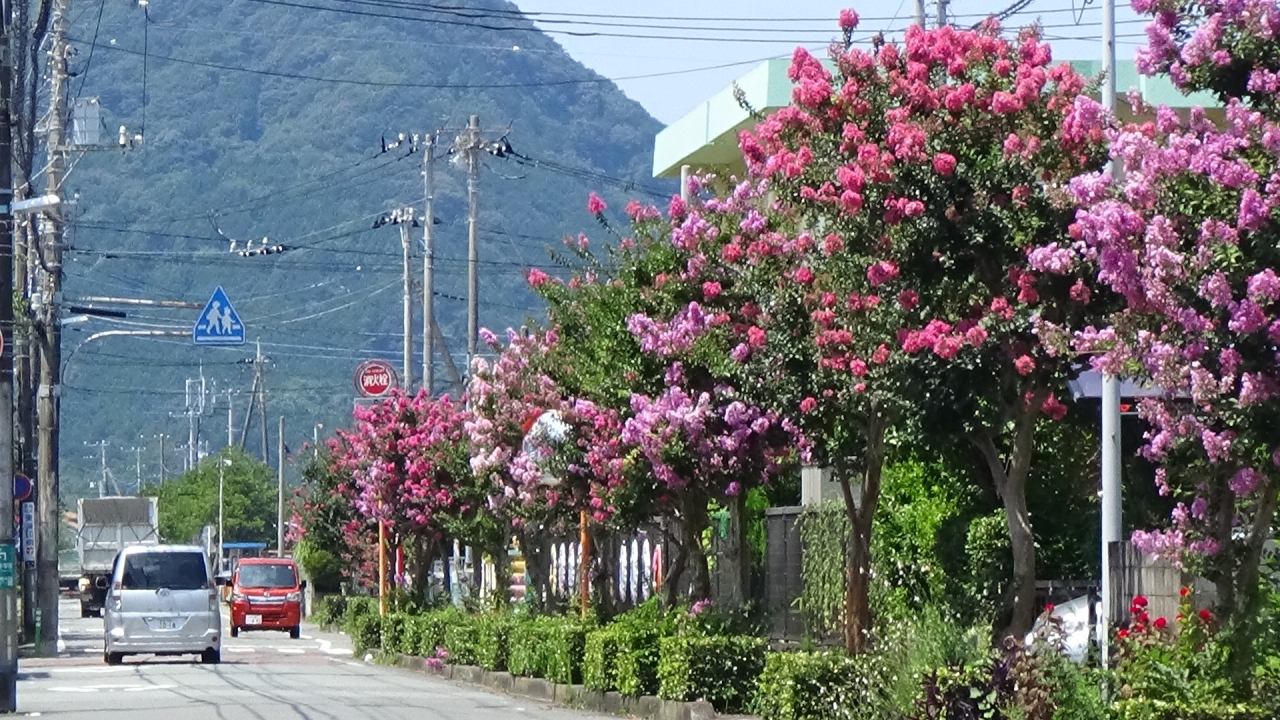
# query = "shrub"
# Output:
<box><xmin>349</xmin><ymin>612</ymin><xmax>384</xmax><ymax>656</ymax></box>
<box><xmin>444</xmin><ymin>617</ymin><xmax>479</xmax><ymax>666</ymax></box>
<box><xmin>755</xmin><ymin>651</ymin><xmax>899</xmax><ymax>720</ymax></box>
<box><xmin>614</xmin><ymin>625</ymin><xmax>663</xmax><ymax>697</ymax></box>
<box><xmin>380</xmin><ymin>612</ymin><xmax>411</xmax><ymax>656</ymax></box>
<box><xmin>474</xmin><ymin>614</ymin><xmax>516</xmax><ymax>671</ymax></box>
<box><xmin>314</xmin><ymin>595</ymin><xmax>349</xmax><ymax>629</ymax></box>
<box><xmin>657</xmin><ymin>635</ymin><xmax>767</xmax><ymax>714</ymax></box>
<box><xmin>544</xmin><ymin>618</ymin><xmax>591</xmax><ymax>685</ymax></box>
<box><xmin>583</xmin><ymin>628</ymin><xmax>621</xmax><ymax>692</ymax></box>
<box><xmin>508</xmin><ymin>617</ymin><xmax>550</xmax><ymax>678</ymax></box>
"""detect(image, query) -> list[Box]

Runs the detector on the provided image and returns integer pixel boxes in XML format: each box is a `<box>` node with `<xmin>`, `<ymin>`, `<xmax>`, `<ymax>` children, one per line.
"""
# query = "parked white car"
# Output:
<box><xmin>103</xmin><ymin>545</ymin><xmax>222</xmax><ymax>665</ymax></box>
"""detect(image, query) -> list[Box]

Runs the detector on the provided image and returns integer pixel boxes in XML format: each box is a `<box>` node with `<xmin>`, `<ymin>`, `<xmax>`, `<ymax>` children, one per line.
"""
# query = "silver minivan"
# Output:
<box><xmin>103</xmin><ymin>545</ymin><xmax>222</xmax><ymax>664</ymax></box>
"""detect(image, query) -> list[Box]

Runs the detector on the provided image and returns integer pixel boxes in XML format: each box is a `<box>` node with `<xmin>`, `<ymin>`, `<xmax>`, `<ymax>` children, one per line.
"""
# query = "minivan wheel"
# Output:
<box><xmin>230</xmin><ymin>626</ymin><xmax>239</xmax><ymax>638</ymax></box>
<box><xmin>289</xmin><ymin>625</ymin><xmax>300</xmax><ymax>639</ymax></box>
<box><xmin>105</xmin><ymin>651</ymin><xmax>123</xmax><ymax>665</ymax></box>
<box><xmin>200</xmin><ymin>648</ymin><xmax>221</xmax><ymax>664</ymax></box>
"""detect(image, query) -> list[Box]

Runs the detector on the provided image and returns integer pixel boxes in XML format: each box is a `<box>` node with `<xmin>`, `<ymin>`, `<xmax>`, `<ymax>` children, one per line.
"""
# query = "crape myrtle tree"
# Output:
<box><xmin>1047</xmin><ymin>0</ymin><xmax>1280</xmax><ymax>667</ymax></box>
<box><xmin>466</xmin><ymin>327</ymin><xmax>635</xmax><ymax>610</ymax></box>
<box><xmin>738</xmin><ymin>13</ymin><xmax>1111</xmax><ymax>640</ymax></box>
<box><xmin>524</xmin><ymin>197</ymin><xmax>803</xmax><ymax>607</ymax></box>
<box><xmin>333</xmin><ymin>389</ymin><xmax>487</xmax><ymax>598</ymax></box>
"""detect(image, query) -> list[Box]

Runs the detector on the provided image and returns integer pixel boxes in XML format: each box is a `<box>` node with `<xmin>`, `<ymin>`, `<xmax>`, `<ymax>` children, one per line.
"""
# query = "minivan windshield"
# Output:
<box><xmin>236</xmin><ymin>563</ymin><xmax>297</xmax><ymax>589</ymax></box>
<box><xmin>121</xmin><ymin>552</ymin><xmax>209</xmax><ymax>591</ymax></box>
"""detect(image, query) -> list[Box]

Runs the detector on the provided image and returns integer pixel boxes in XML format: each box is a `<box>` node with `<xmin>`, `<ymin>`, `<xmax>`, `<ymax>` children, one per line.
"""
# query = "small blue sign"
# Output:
<box><xmin>193</xmin><ymin>286</ymin><xmax>245</xmax><ymax>346</ymax></box>
<box><xmin>13</xmin><ymin>474</ymin><xmax>30</xmax><ymax>502</ymax></box>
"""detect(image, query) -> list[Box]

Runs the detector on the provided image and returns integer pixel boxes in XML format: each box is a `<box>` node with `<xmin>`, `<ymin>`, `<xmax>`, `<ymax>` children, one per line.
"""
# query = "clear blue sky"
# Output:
<box><xmin>514</xmin><ymin>0</ymin><xmax>1148</xmax><ymax>124</ymax></box>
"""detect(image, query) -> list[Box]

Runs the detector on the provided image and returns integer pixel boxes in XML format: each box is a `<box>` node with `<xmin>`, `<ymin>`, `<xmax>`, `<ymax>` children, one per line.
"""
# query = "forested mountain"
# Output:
<box><xmin>54</xmin><ymin>0</ymin><xmax>672</xmax><ymax>497</ymax></box>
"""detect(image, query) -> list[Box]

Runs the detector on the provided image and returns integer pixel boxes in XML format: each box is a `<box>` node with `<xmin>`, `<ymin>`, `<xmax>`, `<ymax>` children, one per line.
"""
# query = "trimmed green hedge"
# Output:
<box><xmin>314</xmin><ymin>595</ymin><xmax>350</xmax><ymax>629</ymax></box>
<box><xmin>754</xmin><ymin>651</ymin><xmax>892</xmax><ymax>720</ymax></box>
<box><xmin>443</xmin><ymin>617</ymin><xmax>479</xmax><ymax>666</ymax></box>
<box><xmin>615</xmin><ymin>625</ymin><xmax>664</xmax><ymax>697</ymax></box>
<box><xmin>348</xmin><ymin>612</ymin><xmax>384</xmax><ymax>656</ymax></box>
<box><xmin>657</xmin><ymin>635</ymin><xmax>767</xmax><ymax>714</ymax></box>
<box><xmin>508</xmin><ymin>617</ymin><xmax>553</xmax><ymax>677</ymax></box>
<box><xmin>583</xmin><ymin>628</ymin><xmax>621</xmax><ymax>691</ymax></box>
<box><xmin>544</xmin><ymin>618</ymin><xmax>591</xmax><ymax>685</ymax></box>
<box><xmin>474</xmin><ymin>614</ymin><xmax>516</xmax><ymax>671</ymax></box>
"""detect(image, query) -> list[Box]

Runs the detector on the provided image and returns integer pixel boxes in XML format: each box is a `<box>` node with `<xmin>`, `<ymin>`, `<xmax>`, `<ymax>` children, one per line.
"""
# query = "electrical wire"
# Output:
<box><xmin>73</xmin><ymin>0</ymin><xmax>107</xmax><ymax>100</ymax></box>
<box><xmin>68</xmin><ymin>34</ymin><xmax>805</xmax><ymax>89</ymax></box>
<box><xmin>247</xmin><ymin>0</ymin><xmax>854</xmax><ymax>43</ymax></box>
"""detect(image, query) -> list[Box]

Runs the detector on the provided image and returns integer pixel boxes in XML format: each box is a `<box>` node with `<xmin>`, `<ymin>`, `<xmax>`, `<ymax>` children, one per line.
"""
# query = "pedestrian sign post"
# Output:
<box><xmin>193</xmin><ymin>286</ymin><xmax>245</xmax><ymax>346</ymax></box>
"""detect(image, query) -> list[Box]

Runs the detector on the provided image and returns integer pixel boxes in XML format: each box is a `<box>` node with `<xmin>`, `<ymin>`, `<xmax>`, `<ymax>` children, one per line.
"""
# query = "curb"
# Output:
<box><xmin>392</xmin><ymin>655</ymin><xmax>730</xmax><ymax>720</ymax></box>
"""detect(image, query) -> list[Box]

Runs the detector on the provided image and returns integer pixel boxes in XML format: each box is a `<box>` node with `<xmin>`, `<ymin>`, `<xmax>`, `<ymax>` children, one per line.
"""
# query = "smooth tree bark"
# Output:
<box><xmin>970</xmin><ymin>394</ymin><xmax>1044</xmax><ymax>639</ymax></box>
<box><xmin>836</xmin><ymin>409</ymin><xmax>886</xmax><ymax>653</ymax></box>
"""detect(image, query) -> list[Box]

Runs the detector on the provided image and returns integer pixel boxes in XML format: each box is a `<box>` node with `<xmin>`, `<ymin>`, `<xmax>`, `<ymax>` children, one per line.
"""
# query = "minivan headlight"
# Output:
<box><xmin>285</xmin><ymin>591</ymin><xmax>302</xmax><ymax>603</ymax></box>
<box><xmin>231</xmin><ymin>592</ymin><xmax>247</xmax><ymax>603</ymax></box>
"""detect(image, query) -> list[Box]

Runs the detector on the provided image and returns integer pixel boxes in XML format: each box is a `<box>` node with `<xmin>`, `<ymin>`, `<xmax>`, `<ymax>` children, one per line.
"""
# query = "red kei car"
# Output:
<box><xmin>229</xmin><ymin>558</ymin><xmax>304</xmax><ymax>639</ymax></box>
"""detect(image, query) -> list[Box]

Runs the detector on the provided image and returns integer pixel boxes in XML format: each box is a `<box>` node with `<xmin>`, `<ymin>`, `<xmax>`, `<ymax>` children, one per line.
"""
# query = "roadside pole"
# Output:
<box><xmin>276</xmin><ymin>416</ymin><xmax>284</xmax><ymax>557</ymax></box>
<box><xmin>0</xmin><ymin>0</ymin><xmax>19</xmax><ymax>708</ymax></box>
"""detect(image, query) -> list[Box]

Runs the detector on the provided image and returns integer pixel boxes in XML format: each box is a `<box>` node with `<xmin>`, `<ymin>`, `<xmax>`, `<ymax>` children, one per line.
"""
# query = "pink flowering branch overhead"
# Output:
<box><xmin>739</xmin><ymin>19</ymin><xmax>1113</xmax><ymax>640</ymax></box>
<box><xmin>1058</xmin><ymin>92</ymin><xmax>1280</xmax><ymax>623</ymax></box>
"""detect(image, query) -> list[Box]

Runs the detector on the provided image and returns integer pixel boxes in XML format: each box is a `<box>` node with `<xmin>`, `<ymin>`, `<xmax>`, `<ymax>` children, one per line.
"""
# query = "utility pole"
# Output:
<box><xmin>935</xmin><ymin>0</ymin><xmax>948</xmax><ymax>27</ymax></box>
<box><xmin>460</xmin><ymin>116</ymin><xmax>481</xmax><ymax>368</ymax></box>
<box><xmin>277</xmin><ymin>416</ymin><xmax>284</xmax><ymax>557</ymax></box>
<box><xmin>258</xmin><ymin>342</ymin><xmax>268</xmax><ymax>466</ymax></box>
<box><xmin>158</xmin><ymin>434</ymin><xmax>166</xmax><ymax>483</ymax></box>
<box><xmin>422</xmin><ymin>133</ymin><xmax>435</xmax><ymax>395</ymax></box>
<box><xmin>0</xmin><ymin>0</ymin><xmax>18</xmax><ymax>702</ymax></box>
<box><xmin>914</xmin><ymin>0</ymin><xmax>926</xmax><ymax>27</ymax></box>
<box><xmin>1099</xmin><ymin>0</ymin><xmax>1121</xmax><ymax>672</ymax></box>
<box><xmin>226</xmin><ymin>390</ymin><xmax>233</xmax><ymax>448</ymax></box>
<box><xmin>34</xmin><ymin>0</ymin><xmax>70</xmax><ymax>657</ymax></box>
<box><xmin>134</xmin><ymin>446</ymin><xmax>142</xmax><ymax>494</ymax></box>
<box><xmin>239</xmin><ymin>348</ymin><xmax>261</xmax><ymax>449</ymax></box>
<box><xmin>399</xmin><ymin>216</ymin><xmax>414</xmax><ymax>390</ymax></box>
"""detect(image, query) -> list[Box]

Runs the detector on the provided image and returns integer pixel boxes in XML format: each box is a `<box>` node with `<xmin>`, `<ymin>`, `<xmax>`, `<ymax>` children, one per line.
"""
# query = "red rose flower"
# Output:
<box><xmin>1199</xmin><ymin>608</ymin><xmax>1213</xmax><ymax>623</ymax></box>
<box><xmin>1153</xmin><ymin>617</ymin><xmax>1168</xmax><ymax>630</ymax></box>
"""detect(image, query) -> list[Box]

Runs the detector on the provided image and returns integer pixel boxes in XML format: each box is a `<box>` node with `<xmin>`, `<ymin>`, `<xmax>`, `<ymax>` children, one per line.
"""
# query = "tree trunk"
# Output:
<box><xmin>590</xmin><ymin>527</ymin><xmax>619</xmax><ymax>618</ymax></box>
<box><xmin>687</xmin><ymin>499</ymin><xmax>712</xmax><ymax>601</ymax></box>
<box><xmin>1224</xmin><ymin>475</ymin><xmax>1280</xmax><ymax>688</ymax></box>
<box><xmin>839</xmin><ymin>412</ymin><xmax>886</xmax><ymax>654</ymax></box>
<box><xmin>971</xmin><ymin>398</ymin><xmax>1042</xmax><ymax>641</ymax></box>
<box><xmin>408</xmin><ymin>534</ymin><xmax>436</xmax><ymax>602</ymax></box>
<box><xmin>720</xmin><ymin>490</ymin><xmax>751</xmax><ymax>608</ymax></box>
<box><xmin>441</xmin><ymin>542</ymin><xmax>453</xmax><ymax>605</ymax></box>
<box><xmin>520</xmin><ymin>531</ymin><xmax>552</xmax><ymax>611</ymax></box>
<box><xmin>663</xmin><ymin>517</ymin><xmax>688</xmax><ymax>607</ymax></box>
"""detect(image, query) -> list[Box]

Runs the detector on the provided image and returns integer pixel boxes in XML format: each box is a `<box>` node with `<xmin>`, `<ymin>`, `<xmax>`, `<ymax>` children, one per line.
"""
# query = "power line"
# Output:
<box><xmin>69</xmin><ymin>34</ymin><xmax>805</xmax><ymax>89</ymax></box>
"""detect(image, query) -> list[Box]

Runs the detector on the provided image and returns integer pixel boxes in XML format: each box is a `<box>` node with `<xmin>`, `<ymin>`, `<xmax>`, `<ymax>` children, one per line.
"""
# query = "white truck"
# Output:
<box><xmin>76</xmin><ymin>496</ymin><xmax>159</xmax><ymax>618</ymax></box>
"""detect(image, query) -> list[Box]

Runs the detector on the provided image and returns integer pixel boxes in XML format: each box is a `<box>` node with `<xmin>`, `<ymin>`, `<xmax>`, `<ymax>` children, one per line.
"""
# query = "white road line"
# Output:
<box><xmin>42</xmin><ymin>666</ymin><xmax>134</xmax><ymax>674</ymax></box>
<box><xmin>225</xmin><ymin>647</ymin><xmax>256</xmax><ymax>653</ymax></box>
<box><xmin>276</xmin><ymin>648</ymin><xmax>305</xmax><ymax>654</ymax></box>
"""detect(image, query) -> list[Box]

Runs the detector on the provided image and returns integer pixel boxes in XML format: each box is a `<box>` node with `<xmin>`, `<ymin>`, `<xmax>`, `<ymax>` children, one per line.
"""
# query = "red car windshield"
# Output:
<box><xmin>236</xmin><ymin>564</ymin><xmax>297</xmax><ymax>589</ymax></box>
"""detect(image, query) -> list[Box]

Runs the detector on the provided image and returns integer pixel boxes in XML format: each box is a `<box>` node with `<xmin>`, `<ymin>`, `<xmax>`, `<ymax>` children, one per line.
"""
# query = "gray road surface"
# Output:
<box><xmin>15</xmin><ymin>598</ymin><xmax>610</xmax><ymax>720</ymax></box>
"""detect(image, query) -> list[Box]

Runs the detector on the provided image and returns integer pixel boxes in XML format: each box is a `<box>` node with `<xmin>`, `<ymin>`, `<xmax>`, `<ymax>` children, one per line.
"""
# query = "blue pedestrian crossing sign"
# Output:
<box><xmin>193</xmin><ymin>286</ymin><xmax>246</xmax><ymax>346</ymax></box>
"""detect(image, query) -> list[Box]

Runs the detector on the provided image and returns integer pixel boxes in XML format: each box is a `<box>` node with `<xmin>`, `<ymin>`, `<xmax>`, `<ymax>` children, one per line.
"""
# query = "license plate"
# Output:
<box><xmin>246</xmin><ymin>614</ymin><xmax>262</xmax><ymax>625</ymax></box>
<box><xmin>147</xmin><ymin>617</ymin><xmax>179</xmax><ymax>631</ymax></box>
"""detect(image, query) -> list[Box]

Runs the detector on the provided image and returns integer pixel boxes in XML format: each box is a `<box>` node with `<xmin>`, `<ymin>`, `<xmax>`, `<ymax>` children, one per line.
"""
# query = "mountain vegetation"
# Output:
<box><xmin>49</xmin><ymin>0</ymin><xmax>672</xmax><ymax>497</ymax></box>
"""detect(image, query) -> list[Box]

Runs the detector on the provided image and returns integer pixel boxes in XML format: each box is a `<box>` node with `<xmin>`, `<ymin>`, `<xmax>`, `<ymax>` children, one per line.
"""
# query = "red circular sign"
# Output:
<box><xmin>355</xmin><ymin>360</ymin><xmax>398</xmax><ymax>397</ymax></box>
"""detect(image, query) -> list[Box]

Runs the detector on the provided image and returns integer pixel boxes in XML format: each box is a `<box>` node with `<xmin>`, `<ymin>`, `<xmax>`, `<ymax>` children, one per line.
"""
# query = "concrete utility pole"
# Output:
<box><xmin>134</xmin><ymin>447</ymin><xmax>142</xmax><ymax>494</ymax></box>
<box><xmin>936</xmin><ymin>0</ymin><xmax>948</xmax><ymax>26</ymax></box>
<box><xmin>157</xmin><ymin>434</ymin><xmax>167</xmax><ymax>483</ymax></box>
<box><xmin>34</xmin><ymin>0</ymin><xmax>70</xmax><ymax>656</ymax></box>
<box><xmin>463</xmin><ymin>116</ymin><xmax>481</xmax><ymax>369</ymax></box>
<box><xmin>0</xmin><ymin>0</ymin><xmax>19</xmax><ymax>703</ymax></box>
<box><xmin>422</xmin><ymin>133</ymin><xmax>435</xmax><ymax>395</ymax></box>
<box><xmin>1099</xmin><ymin>0</ymin><xmax>1122</xmax><ymax>671</ymax></box>
<box><xmin>277</xmin><ymin>416</ymin><xmax>285</xmax><ymax>557</ymax></box>
<box><xmin>226</xmin><ymin>391</ymin><xmax>233</xmax><ymax>448</ymax></box>
<box><xmin>399</xmin><ymin>217</ymin><xmax>414</xmax><ymax>390</ymax></box>
<box><xmin>914</xmin><ymin>0</ymin><xmax>926</xmax><ymax>27</ymax></box>
<box><xmin>258</xmin><ymin>356</ymin><xmax>268</xmax><ymax>466</ymax></box>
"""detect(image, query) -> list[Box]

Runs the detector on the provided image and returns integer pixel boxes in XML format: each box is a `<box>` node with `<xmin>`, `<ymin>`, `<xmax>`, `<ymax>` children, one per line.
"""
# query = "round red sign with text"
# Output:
<box><xmin>355</xmin><ymin>360</ymin><xmax>398</xmax><ymax>397</ymax></box>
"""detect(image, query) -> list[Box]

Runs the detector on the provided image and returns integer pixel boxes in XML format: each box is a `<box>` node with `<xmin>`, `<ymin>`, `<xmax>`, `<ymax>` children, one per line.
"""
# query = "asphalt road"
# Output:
<box><xmin>14</xmin><ymin>598</ymin><xmax>612</xmax><ymax>720</ymax></box>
